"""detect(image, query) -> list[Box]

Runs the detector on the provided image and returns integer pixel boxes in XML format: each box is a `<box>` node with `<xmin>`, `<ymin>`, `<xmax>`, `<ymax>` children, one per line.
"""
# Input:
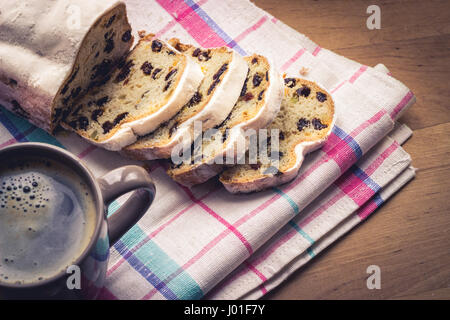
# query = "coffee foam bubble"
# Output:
<box><xmin>0</xmin><ymin>158</ymin><xmax>96</xmax><ymax>285</ymax></box>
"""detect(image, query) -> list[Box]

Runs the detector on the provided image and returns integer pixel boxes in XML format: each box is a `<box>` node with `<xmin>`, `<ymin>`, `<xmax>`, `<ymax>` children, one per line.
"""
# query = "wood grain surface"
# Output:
<box><xmin>252</xmin><ymin>0</ymin><xmax>450</xmax><ymax>300</ymax></box>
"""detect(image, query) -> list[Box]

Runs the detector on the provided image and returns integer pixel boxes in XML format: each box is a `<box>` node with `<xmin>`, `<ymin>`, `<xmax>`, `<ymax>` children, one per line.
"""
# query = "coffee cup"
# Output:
<box><xmin>0</xmin><ymin>142</ymin><xmax>156</xmax><ymax>299</ymax></box>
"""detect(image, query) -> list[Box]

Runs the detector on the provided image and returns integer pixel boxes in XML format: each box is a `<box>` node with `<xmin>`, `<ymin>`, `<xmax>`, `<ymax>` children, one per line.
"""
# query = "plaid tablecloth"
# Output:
<box><xmin>0</xmin><ymin>0</ymin><xmax>416</xmax><ymax>300</ymax></box>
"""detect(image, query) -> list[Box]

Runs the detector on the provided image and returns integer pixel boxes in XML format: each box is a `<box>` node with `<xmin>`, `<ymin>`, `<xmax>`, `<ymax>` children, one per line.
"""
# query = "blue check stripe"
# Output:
<box><xmin>114</xmin><ymin>238</ymin><xmax>178</xmax><ymax>300</ymax></box>
<box><xmin>351</xmin><ymin>165</ymin><xmax>381</xmax><ymax>193</ymax></box>
<box><xmin>332</xmin><ymin>125</ymin><xmax>363</xmax><ymax>160</ymax></box>
<box><xmin>0</xmin><ymin>106</ymin><xmax>64</xmax><ymax>148</ymax></box>
<box><xmin>274</xmin><ymin>184</ymin><xmax>316</xmax><ymax>257</ymax></box>
<box><xmin>114</xmin><ymin>225</ymin><xmax>203</xmax><ymax>300</ymax></box>
<box><xmin>273</xmin><ymin>188</ymin><xmax>316</xmax><ymax>257</ymax></box>
<box><xmin>273</xmin><ymin>187</ymin><xmax>299</xmax><ymax>214</ymax></box>
<box><xmin>372</xmin><ymin>193</ymin><xmax>384</xmax><ymax>207</ymax></box>
<box><xmin>288</xmin><ymin>221</ymin><xmax>315</xmax><ymax>245</ymax></box>
<box><xmin>306</xmin><ymin>248</ymin><xmax>316</xmax><ymax>257</ymax></box>
<box><xmin>184</xmin><ymin>0</ymin><xmax>247</xmax><ymax>56</ymax></box>
<box><xmin>289</xmin><ymin>221</ymin><xmax>315</xmax><ymax>258</ymax></box>
<box><xmin>0</xmin><ymin>106</ymin><xmax>32</xmax><ymax>142</ymax></box>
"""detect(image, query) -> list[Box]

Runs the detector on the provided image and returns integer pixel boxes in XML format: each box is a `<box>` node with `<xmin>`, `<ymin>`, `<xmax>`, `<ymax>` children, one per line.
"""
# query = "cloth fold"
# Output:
<box><xmin>207</xmin><ymin>123</ymin><xmax>414</xmax><ymax>299</ymax></box>
<box><xmin>0</xmin><ymin>0</ymin><xmax>416</xmax><ymax>300</ymax></box>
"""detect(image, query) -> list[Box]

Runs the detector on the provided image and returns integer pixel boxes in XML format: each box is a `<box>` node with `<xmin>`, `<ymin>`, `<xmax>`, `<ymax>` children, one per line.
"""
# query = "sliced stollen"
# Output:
<box><xmin>219</xmin><ymin>78</ymin><xmax>336</xmax><ymax>193</ymax></box>
<box><xmin>62</xmin><ymin>35</ymin><xmax>204</xmax><ymax>151</ymax></box>
<box><xmin>0</xmin><ymin>0</ymin><xmax>133</xmax><ymax>132</ymax></box>
<box><xmin>166</xmin><ymin>54</ymin><xmax>283</xmax><ymax>187</ymax></box>
<box><xmin>120</xmin><ymin>38</ymin><xmax>248</xmax><ymax>160</ymax></box>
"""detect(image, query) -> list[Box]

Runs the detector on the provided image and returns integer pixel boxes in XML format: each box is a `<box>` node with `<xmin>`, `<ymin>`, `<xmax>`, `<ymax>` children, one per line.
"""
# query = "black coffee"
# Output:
<box><xmin>0</xmin><ymin>157</ymin><xmax>96</xmax><ymax>285</ymax></box>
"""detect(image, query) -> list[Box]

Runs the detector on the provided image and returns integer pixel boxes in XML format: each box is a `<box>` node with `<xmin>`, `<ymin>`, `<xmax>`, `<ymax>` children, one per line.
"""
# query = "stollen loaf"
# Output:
<box><xmin>0</xmin><ymin>0</ymin><xmax>133</xmax><ymax>132</ymax></box>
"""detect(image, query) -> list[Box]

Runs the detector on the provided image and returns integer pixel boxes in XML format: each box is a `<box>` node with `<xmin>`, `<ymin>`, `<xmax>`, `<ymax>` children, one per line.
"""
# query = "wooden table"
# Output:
<box><xmin>253</xmin><ymin>0</ymin><xmax>450</xmax><ymax>300</ymax></box>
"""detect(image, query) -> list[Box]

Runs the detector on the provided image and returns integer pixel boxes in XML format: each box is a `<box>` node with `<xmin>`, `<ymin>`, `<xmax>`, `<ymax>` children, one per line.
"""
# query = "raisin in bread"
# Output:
<box><xmin>0</xmin><ymin>0</ymin><xmax>133</xmax><ymax>132</ymax></box>
<box><xmin>219</xmin><ymin>78</ymin><xmax>335</xmax><ymax>193</ymax></box>
<box><xmin>62</xmin><ymin>35</ymin><xmax>204</xmax><ymax>151</ymax></box>
<box><xmin>120</xmin><ymin>38</ymin><xmax>248</xmax><ymax>160</ymax></box>
<box><xmin>166</xmin><ymin>54</ymin><xmax>283</xmax><ymax>187</ymax></box>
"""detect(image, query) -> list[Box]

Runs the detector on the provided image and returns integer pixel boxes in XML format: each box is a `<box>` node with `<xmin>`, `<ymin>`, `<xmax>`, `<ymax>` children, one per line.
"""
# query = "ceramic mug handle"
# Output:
<box><xmin>97</xmin><ymin>166</ymin><xmax>156</xmax><ymax>246</ymax></box>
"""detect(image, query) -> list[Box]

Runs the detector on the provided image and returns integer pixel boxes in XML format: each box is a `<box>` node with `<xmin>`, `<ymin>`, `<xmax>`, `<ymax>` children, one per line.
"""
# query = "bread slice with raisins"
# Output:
<box><xmin>219</xmin><ymin>78</ymin><xmax>335</xmax><ymax>193</ymax></box>
<box><xmin>0</xmin><ymin>0</ymin><xmax>133</xmax><ymax>133</ymax></box>
<box><xmin>120</xmin><ymin>38</ymin><xmax>249</xmax><ymax>160</ymax></box>
<box><xmin>166</xmin><ymin>54</ymin><xmax>283</xmax><ymax>187</ymax></box>
<box><xmin>62</xmin><ymin>35</ymin><xmax>204</xmax><ymax>151</ymax></box>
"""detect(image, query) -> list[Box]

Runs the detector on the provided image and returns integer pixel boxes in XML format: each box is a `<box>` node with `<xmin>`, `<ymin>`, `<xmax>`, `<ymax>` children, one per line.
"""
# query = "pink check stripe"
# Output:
<box><xmin>324</xmin><ymin>132</ymin><xmax>359</xmax><ymax>171</ymax></box>
<box><xmin>331</xmin><ymin>80</ymin><xmax>347</xmax><ymax>94</ymax></box>
<box><xmin>334</xmin><ymin>142</ymin><xmax>399</xmax><ymax>206</ymax></box>
<box><xmin>390</xmin><ymin>90</ymin><xmax>414</xmax><ymax>119</ymax></box>
<box><xmin>330</xmin><ymin>64</ymin><xmax>368</xmax><ymax>93</ymax></box>
<box><xmin>154</xmin><ymin>0</ymin><xmax>209</xmax><ymax>39</ymax></box>
<box><xmin>243</xmin><ymin>218</ymin><xmax>300</xmax><ymax>269</ymax></box>
<box><xmin>348</xmin><ymin>109</ymin><xmax>387</xmax><ymax>136</ymax></box>
<box><xmin>0</xmin><ymin>125</ymin><xmax>36</xmax><ymax>148</ymax></box>
<box><xmin>336</xmin><ymin>172</ymin><xmax>376</xmax><ymax>206</ymax></box>
<box><xmin>284</xmin><ymin>110</ymin><xmax>387</xmax><ymax>195</ymax></box>
<box><xmin>357</xmin><ymin>197</ymin><xmax>380</xmax><ymax>220</ymax></box>
<box><xmin>97</xmin><ymin>286</ymin><xmax>118</xmax><ymax>300</ymax></box>
<box><xmin>312</xmin><ymin>46</ymin><xmax>322</xmax><ymax>56</ymax></box>
<box><xmin>299</xmin><ymin>190</ymin><xmax>345</xmax><ymax>228</ymax></box>
<box><xmin>298</xmin><ymin>141</ymin><xmax>396</xmax><ymax>230</ymax></box>
<box><xmin>0</xmin><ymin>137</ymin><xmax>17</xmax><ymax>149</ymax></box>
<box><xmin>244</xmin><ymin>261</ymin><xmax>267</xmax><ymax>282</ymax></box>
<box><xmin>77</xmin><ymin>145</ymin><xmax>97</xmax><ymax>159</ymax></box>
<box><xmin>233</xmin><ymin>16</ymin><xmax>268</xmax><ymax>44</ymax></box>
<box><xmin>182</xmin><ymin>186</ymin><xmax>253</xmax><ymax>255</ymax></box>
<box><xmin>362</xmin><ymin>141</ymin><xmax>399</xmax><ymax>176</ymax></box>
<box><xmin>154</xmin><ymin>19</ymin><xmax>178</xmax><ymax>39</ymax></box>
<box><xmin>156</xmin><ymin>0</ymin><xmax>227</xmax><ymax>48</ymax></box>
<box><xmin>244</xmin><ymin>261</ymin><xmax>267</xmax><ymax>294</ymax></box>
<box><xmin>281</xmin><ymin>48</ymin><xmax>306</xmax><ymax>71</ymax></box>
<box><xmin>349</xmin><ymin>65</ymin><xmax>368</xmax><ymax>83</ymax></box>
